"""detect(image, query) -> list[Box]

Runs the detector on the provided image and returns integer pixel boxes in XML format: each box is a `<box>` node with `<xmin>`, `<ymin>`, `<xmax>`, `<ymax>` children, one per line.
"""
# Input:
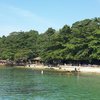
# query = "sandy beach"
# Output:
<box><xmin>21</xmin><ymin>64</ymin><xmax>100</xmax><ymax>73</ymax></box>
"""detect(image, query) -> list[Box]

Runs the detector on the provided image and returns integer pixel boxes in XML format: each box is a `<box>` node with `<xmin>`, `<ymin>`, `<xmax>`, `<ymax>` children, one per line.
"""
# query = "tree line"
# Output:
<box><xmin>0</xmin><ymin>17</ymin><xmax>100</xmax><ymax>65</ymax></box>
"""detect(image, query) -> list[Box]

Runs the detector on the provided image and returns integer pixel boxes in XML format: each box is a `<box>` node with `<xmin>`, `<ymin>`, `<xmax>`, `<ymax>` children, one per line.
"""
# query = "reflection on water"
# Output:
<box><xmin>0</xmin><ymin>67</ymin><xmax>100</xmax><ymax>100</ymax></box>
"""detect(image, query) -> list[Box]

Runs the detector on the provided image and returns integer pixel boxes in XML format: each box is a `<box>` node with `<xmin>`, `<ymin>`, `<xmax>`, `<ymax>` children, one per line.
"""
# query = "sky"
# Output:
<box><xmin>0</xmin><ymin>0</ymin><xmax>100</xmax><ymax>36</ymax></box>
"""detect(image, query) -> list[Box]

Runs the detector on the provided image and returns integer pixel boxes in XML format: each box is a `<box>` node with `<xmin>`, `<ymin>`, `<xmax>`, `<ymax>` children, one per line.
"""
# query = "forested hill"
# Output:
<box><xmin>0</xmin><ymin>17</ymin><xmax>100</xmax><ymax>65</ymax></box>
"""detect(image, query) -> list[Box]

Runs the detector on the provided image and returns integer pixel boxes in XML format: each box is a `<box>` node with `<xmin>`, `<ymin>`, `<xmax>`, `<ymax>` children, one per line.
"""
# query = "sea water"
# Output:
<box><xmin>0</xmin><ymin>67</ymin><xmax>100</xmax><ymax>100</ymax></box>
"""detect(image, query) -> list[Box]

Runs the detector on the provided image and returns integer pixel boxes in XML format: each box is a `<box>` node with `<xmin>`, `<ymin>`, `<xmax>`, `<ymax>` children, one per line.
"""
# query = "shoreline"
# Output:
<box><xmin>15</xmin><ymin>64</ymin><xmax>100</xmax><ymax>74</ymax></box>
<box><xmin>1</xmin><ymin>64</ymin><xmax>100</xmax><ymax>73</ymax></box>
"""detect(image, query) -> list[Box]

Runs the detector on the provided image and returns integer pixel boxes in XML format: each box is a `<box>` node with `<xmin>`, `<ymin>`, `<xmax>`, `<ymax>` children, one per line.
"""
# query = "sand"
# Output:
<box><xmin>23</xmin><ymin>64</ymin><xmax>100</xmax><ymax>73</ymax></box>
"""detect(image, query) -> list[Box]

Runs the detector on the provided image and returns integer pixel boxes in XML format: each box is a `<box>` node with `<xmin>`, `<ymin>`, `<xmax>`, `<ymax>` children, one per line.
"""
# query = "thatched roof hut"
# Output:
<box><xmin>33</xmin><ymin>57</ymin><xmax>42</xmax><ymax>64</ymax></box>
<box><xmin>33</xmin><ymin>57</ymin><xmax>41</xmax><ymax>61</ymax></box>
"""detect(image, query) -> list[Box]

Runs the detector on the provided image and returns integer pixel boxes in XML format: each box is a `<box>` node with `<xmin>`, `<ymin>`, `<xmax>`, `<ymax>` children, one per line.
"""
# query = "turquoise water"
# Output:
<box><xmin>0</xmin><ymin>67</ymin><xmax>100</xmax><ymax>100</ymax></box>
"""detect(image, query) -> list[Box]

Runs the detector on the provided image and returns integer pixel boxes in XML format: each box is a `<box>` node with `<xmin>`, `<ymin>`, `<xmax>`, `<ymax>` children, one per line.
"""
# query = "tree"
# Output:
<box><xmin>0</xmin><ymin>17</ymin><xmax>100</xmax><ymax>65</ymax></box>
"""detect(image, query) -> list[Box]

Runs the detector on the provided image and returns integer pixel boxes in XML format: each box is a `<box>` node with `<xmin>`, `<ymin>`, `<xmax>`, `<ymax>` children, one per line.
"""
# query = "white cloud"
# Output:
<box><xmin>0</xmin><ymin>3</ymin><xmax>57</xmax><ymax>36</ymax></box>
<box><xmin>5</xmin><ymin>5</ymin><xmax>56</xmax><ymax>27</ymax></box>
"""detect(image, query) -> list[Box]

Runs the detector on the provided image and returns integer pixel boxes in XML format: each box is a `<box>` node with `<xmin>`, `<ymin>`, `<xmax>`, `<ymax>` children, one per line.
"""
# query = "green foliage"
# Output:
<box><xmin>0</xmin><ymin>17</ymin><xmax>100</xmax><ymax>64</ymax></box>
<box><xmin>0</xmin><ymin>30</ymin><xmax>39</xmax><ymax>61</ymax></box>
